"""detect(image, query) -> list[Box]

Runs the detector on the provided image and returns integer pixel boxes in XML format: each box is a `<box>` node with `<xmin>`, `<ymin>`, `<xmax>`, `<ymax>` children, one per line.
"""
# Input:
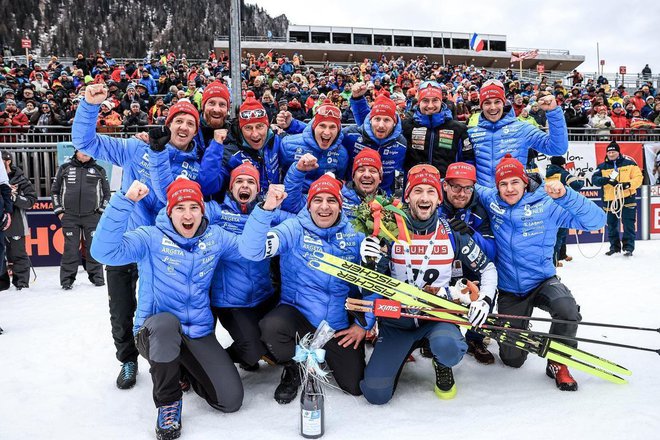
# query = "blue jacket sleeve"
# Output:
<box><xmin>148</xmin><ymin>149</ymin><xmax>173</xmax><ymax>204</ymax></box>
<box><xmin>281</xmin><ymin>166</ymin><xmax>307</xmax><ymax>214</ymax></box>
<box><xmin>90</xmin><ymin>193</ymin><xmax>150</xmax><ymax>265</ymax></box>
<box><xmin>474</xmin><ymin>184</ymin><xmax>498</xmax><ymax>207</ymax></box>
<box><xmin>205</xmin><ymin>200</ymin><xmax>223</xmax><ymax>225</ymax></box>
<box><xmin>286</xmin><ymin>118</ymin><xmax>307</xmax><ymax>135</ymax></box>
<box><xmin>238</xmin><ymin>205</ymin><xmax>297</xmax><ymax>261</ymax></box>
<box><xmin>72</xmin><ymin>99</ymin><xmax>138</xmax><ymax>166</ymax></box>
<box><xmin>197</xmin><ymin>139</ymin><xmax>227</xmax><ymax>196</ymax></box>
<box><xmin>350</xmin><ymin>96</ymin><xmax>371</xmax><ymax>126</ymax></box>
<box><xmin>470</xmin><ymin>231</ymin><xmax>496</xmax><ymax>262</ymax></box>
<box><xmin>551</xmin><ymin>188</ymin><xmax>607</xmax><ymax>231</ymax></box>
<box><xmin>525</xmin><ymin>107</ymin><xmax>569</xmax><ymax>157</ymax></box>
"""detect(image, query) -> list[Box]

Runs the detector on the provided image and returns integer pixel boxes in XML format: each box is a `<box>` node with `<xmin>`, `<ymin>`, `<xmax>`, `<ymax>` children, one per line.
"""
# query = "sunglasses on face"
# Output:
<box><xmin>240</xmin><ymin>108</ymin><xmax>267</xmax><ymax>119</ymax></box>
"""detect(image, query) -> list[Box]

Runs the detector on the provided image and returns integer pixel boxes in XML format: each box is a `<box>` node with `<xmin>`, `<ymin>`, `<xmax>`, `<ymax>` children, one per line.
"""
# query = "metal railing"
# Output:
<box><xmin>508</xmin><ymin>47</ymin><xmax>571</xmax><ymax>56</ymax></box>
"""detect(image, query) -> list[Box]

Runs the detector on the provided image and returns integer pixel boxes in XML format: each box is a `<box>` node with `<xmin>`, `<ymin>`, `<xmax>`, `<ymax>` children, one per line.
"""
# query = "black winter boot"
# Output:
<box><xmin>274</xmin><ymin>363</ymin><xmax>301</xmax><ymax>404</ymax></box>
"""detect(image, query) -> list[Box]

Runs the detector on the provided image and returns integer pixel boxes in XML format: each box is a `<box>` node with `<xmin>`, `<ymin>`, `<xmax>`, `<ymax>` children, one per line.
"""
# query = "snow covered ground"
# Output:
<box><xmin>1</xmin><ymin>241</ymin><xmax>659</xmax><ymax>440</ymax></box>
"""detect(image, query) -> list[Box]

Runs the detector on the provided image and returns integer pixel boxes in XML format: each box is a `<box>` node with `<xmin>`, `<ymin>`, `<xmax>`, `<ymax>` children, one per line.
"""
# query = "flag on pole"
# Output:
<box><xmin>510</xmin><ymin>49</ymin><xmax>539</xmax><ymax>62</ymax></box>
<box><xmin>469</xmin><ymin>33</ymin><xmax>485</xmax><ymax>52</ymax></box>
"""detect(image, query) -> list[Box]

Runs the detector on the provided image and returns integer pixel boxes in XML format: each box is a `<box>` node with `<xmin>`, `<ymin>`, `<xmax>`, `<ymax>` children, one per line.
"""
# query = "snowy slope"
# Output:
<box><xmin>1</xmin><ymin>241</ymin><xmax>659</xmax><ymax>440</ymax></box>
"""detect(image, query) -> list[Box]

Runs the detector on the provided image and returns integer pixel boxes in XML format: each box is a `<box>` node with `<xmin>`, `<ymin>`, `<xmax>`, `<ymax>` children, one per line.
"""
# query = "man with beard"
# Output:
<box><xmin>239</xmin><ymin>174</ymin><xmax>366</xmax><ymax>404</ymax></box>
<box><xmin>73</xmin><ymin>84</ymin><xmax>203</xmax><ymax>391</ymax></box>
<box><xmin>469</xmin><ymin>79</ymin><xmax>568</xmax><ymax>187</ymax></box>
<box><xmin>476</xmin><ymin>155</ymin><xmax>605</xmax><ymax>391</ymax></box>
<box><xmin>282</xmin><ymin>148</ymin><xmax>384</xmax><ymax>220</ymax></box>
<box><xmin>401</xmin><ymin>82</ymin><xmax>473</xmax><ymax>176</ymax></box>
<box><xmin>358</xmin><ymin>164</ymin><xmax>497</xmax><ymax>404</ymax></box>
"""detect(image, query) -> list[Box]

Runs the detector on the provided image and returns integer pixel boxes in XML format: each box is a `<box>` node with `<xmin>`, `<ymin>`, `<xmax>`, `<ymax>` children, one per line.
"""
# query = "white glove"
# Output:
<box><xmin>360</xmin><ymin>236</ymin><xmax>383</xmax><ymax>264</ymax></box>
<box><xmin>449</xmin><ymin>278</ymin><xmax>480</xmax><ymax>305</ymax></box>
<box><xmin>467</xmin><ymin>297</ymin><xmax>492</xmax><ymax>327</ymax></box>
<box><xmin>609</xmin><ymin>170</ymin><xmax>619</xmax><ymax>180</ymax></box>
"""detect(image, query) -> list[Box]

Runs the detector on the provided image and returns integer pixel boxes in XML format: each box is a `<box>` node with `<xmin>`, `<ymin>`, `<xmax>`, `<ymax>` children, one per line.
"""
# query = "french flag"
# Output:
<box><xmin>470</xmin><ymin>33</ymin><xmax>485</xmax><ymax>52</ymax></box>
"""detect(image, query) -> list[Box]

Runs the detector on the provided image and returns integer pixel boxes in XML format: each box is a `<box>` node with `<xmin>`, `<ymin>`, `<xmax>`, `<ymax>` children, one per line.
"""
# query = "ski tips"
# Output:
<box><xmin>308</xmin><ymin>260</ymin><xmax>321</xmax><ymax>268</ymax></box>
<box><xmin>312</xmin><ymin>250</ymin><xmax>325</xmax><ymax>259</ymax></box>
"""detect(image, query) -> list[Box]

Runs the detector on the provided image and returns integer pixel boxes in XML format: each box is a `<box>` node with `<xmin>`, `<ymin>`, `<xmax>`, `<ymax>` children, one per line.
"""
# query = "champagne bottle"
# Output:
<box><xmin>300</xmin><ymin>373</ymin><xmax>324</xmax><ymax>438</ymax></box>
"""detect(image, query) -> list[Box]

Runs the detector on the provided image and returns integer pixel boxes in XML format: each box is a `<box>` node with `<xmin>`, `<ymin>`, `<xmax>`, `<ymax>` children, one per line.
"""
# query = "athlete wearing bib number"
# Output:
<box><xmin>359</xmin><ymin>165</ymin><xmax>497</xmax><ymax>405</ymax></box>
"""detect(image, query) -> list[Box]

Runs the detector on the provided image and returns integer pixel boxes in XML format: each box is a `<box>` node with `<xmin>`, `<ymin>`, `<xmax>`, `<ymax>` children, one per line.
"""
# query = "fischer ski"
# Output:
<box><xmin>310</xmin><ymin>251</ymin><xmax>630</xmax><ymax>384</ymax></box>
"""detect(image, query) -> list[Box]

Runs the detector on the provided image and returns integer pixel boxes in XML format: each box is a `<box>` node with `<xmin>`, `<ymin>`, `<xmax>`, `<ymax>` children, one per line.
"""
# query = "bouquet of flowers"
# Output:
<box><xmin>351</xmin><ymin>195</ymin><xmax>410</xmax><ymax>243</ymax></box>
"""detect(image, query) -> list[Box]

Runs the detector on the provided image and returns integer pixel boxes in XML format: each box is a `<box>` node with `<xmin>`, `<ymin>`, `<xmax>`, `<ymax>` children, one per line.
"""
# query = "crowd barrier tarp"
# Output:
<box><xmin>57</xmin><ymin>142</ymin><xmax>123</xmax><ymax>191</ymax></box>
<box><xmin>650</xmin><ymin>185</ymin><xmax>660</xmax><ymax>239</ymax></box>
<box><xmin>643</xmin><ymin>143</ymin><xmax>660</xmax><ymax>185</ymax></box>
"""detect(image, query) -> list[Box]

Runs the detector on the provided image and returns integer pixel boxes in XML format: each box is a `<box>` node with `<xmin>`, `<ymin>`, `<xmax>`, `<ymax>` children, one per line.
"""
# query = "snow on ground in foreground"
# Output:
<box><xmin>1</xmin><ymin>241</ymin><xmax>659</xmax><ymax>440</ymax></box>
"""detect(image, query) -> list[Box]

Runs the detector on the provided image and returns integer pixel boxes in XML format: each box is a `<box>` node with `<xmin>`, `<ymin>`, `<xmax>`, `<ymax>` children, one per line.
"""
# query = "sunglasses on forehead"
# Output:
<box><xmin>316</xmin><ymin>106</ymin><xmax>341</xmax><ymax>118</ymax></box>
<box><xmin>408</xmin><ymin>164</ymin><xmax>440</xmax><ymax>176</ymax></box>
<box><xmin>419</xmin><ymin>80</ymin><xmax>442</xmax><ymax>90</ymax></box>
<box><xmin>239</xmin><ymin>108</ymin><xmax>267</xmax><ymax>119</ymax></box>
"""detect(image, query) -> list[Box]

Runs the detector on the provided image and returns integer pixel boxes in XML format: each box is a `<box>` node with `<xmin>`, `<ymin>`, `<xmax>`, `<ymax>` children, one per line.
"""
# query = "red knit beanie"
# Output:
<box><xmin>165</xmin><ymin>100</ymin><xmax>200</xmax><ymax>130</ymax></box>
<box><xmin>229</xmin><ymin>162</ymin><xmax>261</xmax><ymax>193</ymax></box>
<box><xmin>166</xmin><ymin>177</ymin><xmax>205</xmax><ymax>216</ymax></box>
<box><xmin>352</xmin><ymin>148</ymin><xmax>383</xmax><ymax>177</ymax></box>
<box><xmin>307</xmin><ymin>174</ymin><xmax>343</xmax><ymax>208</ymax></box>
<box><xmin>370</xmin><ymin>95</ymin><xmax>397</xmax><ymax>121</ymax></box>
<box><xmin>238</xmin><ymin>91</ymin><xmax>269</xmax><ymax>128</ymax></box>
<box><xmin>495</xmin><ymin>153</ymin><xmax>529</xmax><ymax>185</ymax></box>
<box><xmin>445</xmin><ymin>162</ymin><xmax>477</xmax><ymax>183</ymax></box>
<box><xmin>479</xmin><ymin>80</ymin><xmax>506</xmax><ymax>107</ymax></box>
<box><xmin>417</xmin><ymin>84</ymin><xmax>443</xmax><ymax>101</ymax></box>
<box><xmin>202</xmin><ymin>80</ymin><xmax>231</xmax><ymax>108</ymax></box>
<box><xmin>404</xmin><ymin>164</ymin><xmax>442</xmax><ymax>201</ymax></box>
<box><xmin>312</xmin><ymin>99</ymin><xmax>341</xmax><ymax>130</ymax></box>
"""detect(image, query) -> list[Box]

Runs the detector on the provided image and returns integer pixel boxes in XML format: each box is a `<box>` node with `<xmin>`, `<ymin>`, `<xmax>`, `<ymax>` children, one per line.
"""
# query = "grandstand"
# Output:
<box><xmin>214</xmin><ymin>24</ymin><xmax>585</xmax><ymax>71</ymax></box>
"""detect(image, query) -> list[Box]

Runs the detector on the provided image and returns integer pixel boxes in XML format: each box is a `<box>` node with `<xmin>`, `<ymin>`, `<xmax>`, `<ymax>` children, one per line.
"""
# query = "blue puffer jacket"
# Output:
<box><xmin>197</xmin><ymin>129</ymin><xmax>283</xmax><ymax>197</ymax></box>
<box><xmin>90</xmin><ymin>193</ymin><xmax>239</xmax><ymax>338</ymax></box>
<box><xmin>206</xmin><ymin>196</ymin><xmax>294</xmax><ymax>308</ymax></box>
<box><xmin>239</xmin><ymin>205</ymin><xmax>364</xmax><ymax>330</ymax></box>
<box><xmin>468</xmin><ymin>106</ymin><xmax>568</xmax><ymax>187</ymax></box>
<box><xmin>476</xmin><ymin>177</ymin><xmax>606</xmax><ymax>295</ymax></box>
<box><xmin>344</xmin><ymin>97</ymin><xmax>406</xmax><ymax>195</ymax></box>
<box><xmin>73</xmin><ymin>100</ymin><xmax>201</xmax><ymax>229</ymax></box>
<box><xmin>280</xmin><ymin>123</ymin><xmax>348</xmax><ymax>191</ymax></box>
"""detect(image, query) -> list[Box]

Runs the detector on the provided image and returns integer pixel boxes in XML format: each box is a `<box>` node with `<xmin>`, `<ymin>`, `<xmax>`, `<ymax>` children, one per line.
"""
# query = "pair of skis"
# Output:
<box><xmin>309</xmin><ymin>251</ymin><xmax>634</xmax><ymax>384</ymax></box>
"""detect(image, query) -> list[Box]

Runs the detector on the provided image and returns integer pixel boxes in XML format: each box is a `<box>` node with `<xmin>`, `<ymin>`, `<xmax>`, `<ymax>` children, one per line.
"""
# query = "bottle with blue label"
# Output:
<box><xmin>300</xmin><ymin>373</ymin><xmax>324</xmax><ymax>438</ymax></box>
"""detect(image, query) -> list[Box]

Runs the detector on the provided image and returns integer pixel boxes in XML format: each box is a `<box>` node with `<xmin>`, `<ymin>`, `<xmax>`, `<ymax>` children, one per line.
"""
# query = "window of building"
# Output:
<box><xmin>414</xmin><ymin>36</ymin><xmax>432</xmax><ymax>48</ymax></box>
<box><xmin>453</xmin><ymin>38</ymin><xmax>469</xmax><ymax>50</ymax></box>
<box><xmin>289</xmin><ymin>31</ymin><xmax>309</xmax><ymax>43</ymax></box>
<box><xmin>374</xmin><ymin>34</ymin><xmax>392</xmax><ymax>46</ymax></box>
<box><xmin>354</xmin><ymin>34</ymin><xmax>372</xmax><ymax>45</ymax></box>
<box><xmin>489</xmin><ymin>40</ymin><xmax>506</xmax><ymax>52</ymax></box>
<box><xmin>311</xmin><ymin>32</ymin><xmax>331</xmax><ymax>44</ymax></box>
<box><xmin>332</xmin><ymin>33</ymin><xmax>351</xmax><ymax>44</ymax></box>
<box><xmin>394</xmin><ymin>35</ymin><xmax>412</xmax><ymax>47</ymax></box>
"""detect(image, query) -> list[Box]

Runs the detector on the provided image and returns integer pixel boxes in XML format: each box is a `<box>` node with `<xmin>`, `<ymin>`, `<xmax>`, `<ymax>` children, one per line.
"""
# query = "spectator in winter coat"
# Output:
<box><xmin>138</xmin><ymin>70</ymin><xmax>158</xmax><ymax>96</ymax></box>
<box><xmin>51</xmin><ymin>150</ymin><xmax>110</xmax><ymax>289</ymax></box>
<box><xmin>477</xmin><ymin>154</ymin><xmax>605</xmax><ymax>391</ymax></box>
<box><xmin>122</xmin><ymin>102</ymin><xmax>149</xmax><ymax>131</ymax></box>
<box><xmin>545</xmin><ymin>156</ymin><xmax>585</xmax><ymax>266</ymax></box>
<box><xmin>238</xmin><ymin>175</ymin><xmax>366</xmax><ymax>404</ymax></box>
<box><xmin>468</xmin><ymin>80</ymin><xmax>568</xmax><ymax>187</ymax></box>
<box><xmin>0</xmin><ymin>152</ymin><xmax>35</xmax><ymax>291</ymax></box>
<box><xmin>592</xmin><ymin>142</ymin><xmax>643</xmax><ymax>257</ymax></box>
<box><xmin>91</xmin><ymin>179</ymin><xmax>244</xmax><ymax>440</ymax></box>
<box><xmin>529</xmin><ymin>102</ymin><xmax>547</xmax><ymax>127</ymax></box>
<box><xmin>0</xmin><ymin>99</ymin><xmax>30</xmax><ymax>141</ymax></box>
<box><xmin>97</xmin><ymin>100</ymin><xmax>122</xmax><ymax>133</ymax></box>
<box><xmin>73</xmin><ymin>84</ymin><xmax>204</xmax><ymax>392</ymax></box>
<box><xmin>588</xmin><ymin>106</ymin><xmax>614</xmax><ymax>138</ymax></box>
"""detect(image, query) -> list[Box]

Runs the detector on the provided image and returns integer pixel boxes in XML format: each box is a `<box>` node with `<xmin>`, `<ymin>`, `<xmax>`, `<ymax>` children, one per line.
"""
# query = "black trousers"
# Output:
<box><xmin>0</xmin><ymin>235</ymin><xmax>30</xmax><ymax>289</ymax></box>
<box><xmin>108</xmin><ymin>263</ymin><xmax>139</xmax><ymax>364</ymax></box>
<box><xmin>607</xmin><ymin>207</ymin><xmax>636</xmax><ymax>252</ymax></box>
<box><xmin>497</xmin><ymin>276</ymin><xmax>581</xmax><ymax>368</ymax></box>
<box><xmin>60</xmin><ymin>213</ymin><xmax>103</xmax><ymax>285</ymax></box>
<box><xmin>136</xmin><ymin>312</ymin><xmax>244</xmax><ymax>410</ymax></box>
<box><xmin>212</xmin><ymin>294</ymin><xmax>278</xmax><ymax>367</ymax></box>
<box><xmin>259</xmin><ymin>304</ymin><xmax>365</xmax><ymax>396</ymax></box>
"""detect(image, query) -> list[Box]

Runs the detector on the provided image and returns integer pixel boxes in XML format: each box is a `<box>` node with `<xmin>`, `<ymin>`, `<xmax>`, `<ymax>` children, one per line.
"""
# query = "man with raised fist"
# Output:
<box><xmin>72</xmin><ymin>83</ymin><xmax>203</xmax><ymax>391</ymax></box>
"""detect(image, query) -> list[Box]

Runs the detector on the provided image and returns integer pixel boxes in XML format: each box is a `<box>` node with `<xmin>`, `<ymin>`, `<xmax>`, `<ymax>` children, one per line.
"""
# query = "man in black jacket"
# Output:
<box><xmin>0</xmin><ymin>152</ymin><xmax>37</xmax><ymax>290</ymax></box>
<box><xmin>402</xmin><ymin>82</ymin><xmax>473</xmax><ymax>175</ymax></box>
<box><xmin>51</xmin><ymin>151</ymin><xmax>110</xmax><ymax>289</ymax></box>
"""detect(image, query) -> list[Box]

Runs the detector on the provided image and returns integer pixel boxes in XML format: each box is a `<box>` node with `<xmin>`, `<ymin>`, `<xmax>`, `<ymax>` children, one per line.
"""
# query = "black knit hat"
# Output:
<box><xmin>607</xmin><ymin>141</ymin><xmax>620</xmax><ymax>153</ymax></box>
<box><xmin>550</xmin><ymin>156</ymin><xmax>566</xmax><ymax>166</ymax></box>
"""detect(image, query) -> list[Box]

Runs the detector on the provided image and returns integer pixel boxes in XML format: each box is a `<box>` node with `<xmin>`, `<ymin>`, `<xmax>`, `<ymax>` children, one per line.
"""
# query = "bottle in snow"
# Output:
<box><xmin>300</xmin><ymin>373</ymin><xmax>324</xmax><ymax>438</ymax></box>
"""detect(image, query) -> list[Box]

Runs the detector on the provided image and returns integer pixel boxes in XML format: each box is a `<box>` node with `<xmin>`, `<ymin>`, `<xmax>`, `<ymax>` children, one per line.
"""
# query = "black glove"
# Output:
<box><xmin>148</xmin><ymin>126</ymin><xmax>171</xmax><ymax>152</ymax></box>
<box><xmin>605</xmin><ymin>122</ymin><xmax>611</xmax><ymax>127</ymax></box>
<box><xmin>607</xmin><ymin>179</ymin><xmax>619</xmax><ymax>186</ymax></box>
<box><xmin>449</xmin><ymin>218</ymin><xmax>472</xmax><ymax>236</ymax></box>
<box><xmin>621</xmin><ymin>182</ymin><xmax>631</xmax><ymax>190</ymax></box>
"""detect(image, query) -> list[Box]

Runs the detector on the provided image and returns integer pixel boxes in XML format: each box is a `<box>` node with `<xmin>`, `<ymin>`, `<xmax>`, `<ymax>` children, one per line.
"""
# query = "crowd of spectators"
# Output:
<box><xmin>0</xmin><ymin>49</ymin><xmax>658</xmax><ymax>139</ymax></box>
